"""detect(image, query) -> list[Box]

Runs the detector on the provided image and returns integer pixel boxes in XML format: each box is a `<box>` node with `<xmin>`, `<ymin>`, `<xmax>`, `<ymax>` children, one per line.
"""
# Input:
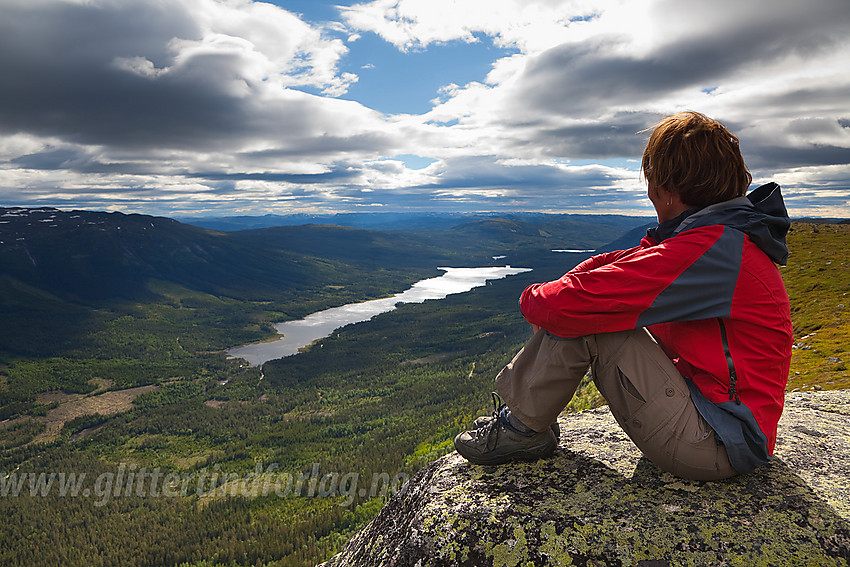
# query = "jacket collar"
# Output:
<box><xmin>647</xmin><ymin>209</ymin><xmax>699</xmax><ymax>243</ymax></box>
<box><xmin>646</xmin><ymin>183</ymin><xmax>790</xmax><ymax>265</ymax></box>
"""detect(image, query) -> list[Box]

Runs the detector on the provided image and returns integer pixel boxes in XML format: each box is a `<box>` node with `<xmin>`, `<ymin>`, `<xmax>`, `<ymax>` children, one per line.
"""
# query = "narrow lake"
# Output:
<box><xmin>227</xmin><ymin>266</ymin><xmax>532</xmax><ymax>366</ymax></box>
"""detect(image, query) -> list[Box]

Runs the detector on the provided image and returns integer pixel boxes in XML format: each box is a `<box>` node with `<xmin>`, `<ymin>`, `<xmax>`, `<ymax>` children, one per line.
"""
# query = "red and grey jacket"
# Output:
<box><xmin>519</xmin><ymin>183</ymin><xmax>793</xmax><ymax>474</ymax></box>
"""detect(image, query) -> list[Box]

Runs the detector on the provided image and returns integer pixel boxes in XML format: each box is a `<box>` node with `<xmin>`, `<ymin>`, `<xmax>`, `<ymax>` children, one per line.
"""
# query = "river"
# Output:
<box><xmin>226</xmin><ymin>265</ymin><xmax>532</xmax><ymax>366</ymax></box>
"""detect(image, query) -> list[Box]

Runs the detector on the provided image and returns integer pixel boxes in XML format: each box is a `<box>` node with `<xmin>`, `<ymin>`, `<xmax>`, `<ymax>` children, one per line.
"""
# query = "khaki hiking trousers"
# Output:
<box><xmin>495</xmin><ymin>328</ymin><xmax>737</xmax><ymax>481</ymax></box>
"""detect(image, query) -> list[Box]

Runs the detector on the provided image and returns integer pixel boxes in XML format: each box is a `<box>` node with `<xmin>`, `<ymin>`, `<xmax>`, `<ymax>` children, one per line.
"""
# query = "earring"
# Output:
<box><xmin>667</xmin><ymin>199</ymin><xmax>672</xmax><ymax>206</ymax></box>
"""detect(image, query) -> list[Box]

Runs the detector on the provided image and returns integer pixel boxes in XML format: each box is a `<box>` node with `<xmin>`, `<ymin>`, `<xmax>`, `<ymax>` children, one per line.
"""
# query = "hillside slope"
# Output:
<box><xmin>782</xmin><ymin>223</ymin><xmax>850</xmax><ymax>390</ymax></box>
<box><xmin>0</xmin><ymin>207</ymin><xmax>443</xmax><ymax>302</ymax></box>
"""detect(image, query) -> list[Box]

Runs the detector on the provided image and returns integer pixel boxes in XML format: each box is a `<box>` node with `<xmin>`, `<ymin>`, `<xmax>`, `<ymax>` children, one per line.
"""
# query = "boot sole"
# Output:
<box><xmin>456</xmin><ymin>439</ymin><xmax>557</xmax><ymax>466</ymax></box>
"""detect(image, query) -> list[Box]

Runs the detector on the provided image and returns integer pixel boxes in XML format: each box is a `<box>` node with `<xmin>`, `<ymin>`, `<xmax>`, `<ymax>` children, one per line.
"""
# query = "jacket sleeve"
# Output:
<box><xmin>519</xmin><ymin>226</ymin><xmax>744</xmax><ymax>337</ymax></box>
<box><xmin>569</xmin><ymin>245</ymin><xmax>642</xmax><ymax>273</ymax></box>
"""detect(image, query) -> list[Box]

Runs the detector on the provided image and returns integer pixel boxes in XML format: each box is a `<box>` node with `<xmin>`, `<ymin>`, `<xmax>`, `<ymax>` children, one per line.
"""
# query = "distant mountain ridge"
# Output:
<box><xmin>1</xmin><ymin>207</ymin><xmax>651</xmax><ymax>304</ymax></box>
<box><xmin>178</xmin><ymin>211</ymin><xmax>655</xmax><ymax>233</ymax></box>
<box><xmin>177</xmin><ymin>211</ymin><xmax>480</xmax><ymax>232</ymax></box>
<box><xmin>0</xmin><ymin>207</ymin><xmax>447</xmax><ymax>303</ymax></box>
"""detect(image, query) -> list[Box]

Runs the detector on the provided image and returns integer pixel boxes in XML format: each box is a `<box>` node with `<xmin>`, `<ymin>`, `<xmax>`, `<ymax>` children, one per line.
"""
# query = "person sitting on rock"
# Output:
<box><xmin>454</xmin><ymin>111</ymin><xmax>793</xmax><ymax>481</ymax></box>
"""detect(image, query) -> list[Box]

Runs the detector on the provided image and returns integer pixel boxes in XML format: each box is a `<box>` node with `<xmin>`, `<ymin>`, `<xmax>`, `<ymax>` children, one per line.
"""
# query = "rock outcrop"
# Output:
<box><xmin>322</xmin><ymin>390</ymin><xmax>850</xmax><ymax>566</ymax></box>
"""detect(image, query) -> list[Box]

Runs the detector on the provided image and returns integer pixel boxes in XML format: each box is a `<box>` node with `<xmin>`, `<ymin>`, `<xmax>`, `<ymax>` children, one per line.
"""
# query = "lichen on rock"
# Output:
<box><xmin>321</xmin><ymin>390</ymin><xmax>850</xmax><ymax>566</ymax></box>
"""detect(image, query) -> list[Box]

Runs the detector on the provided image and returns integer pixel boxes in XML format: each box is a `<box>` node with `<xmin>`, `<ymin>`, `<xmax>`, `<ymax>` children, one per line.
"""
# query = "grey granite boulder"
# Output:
<box><xmin>322</xmin><ymin>390</ymin><xmax>850</xmax><ymax>566</ymax></box>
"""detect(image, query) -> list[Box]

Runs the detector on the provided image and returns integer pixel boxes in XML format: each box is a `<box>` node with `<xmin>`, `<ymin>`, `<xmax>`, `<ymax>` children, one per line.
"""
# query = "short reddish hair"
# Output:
<box><xmin>641</xmin><ymin>111</ymin><xmax>752</xmax><ymax>207</ymax></box>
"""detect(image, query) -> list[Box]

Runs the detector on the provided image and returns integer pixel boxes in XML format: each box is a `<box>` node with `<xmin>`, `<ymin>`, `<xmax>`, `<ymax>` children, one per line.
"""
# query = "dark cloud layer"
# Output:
<box><xmin>189</xmin><ymin>169</ymin><xmax>362</xmax><ymax>184</ymax></box>
<box><xmin>0</xmin><ymin>2</ymin><xmax>200</xmax><ymax>146</ymax></box>
<box><xmin>501</xmin><ymin>0</ymin><xmax>850</xmax><ymax>173</ymax></box>
<box><xmin>535</xmin><ymin>112</ymin><xmax>662</xmax><ymax>159</ymax></box>
<box><xmin>0</xmin><ymin>1</ymin><xmax>384</xmax><ymax>156</ymax></box>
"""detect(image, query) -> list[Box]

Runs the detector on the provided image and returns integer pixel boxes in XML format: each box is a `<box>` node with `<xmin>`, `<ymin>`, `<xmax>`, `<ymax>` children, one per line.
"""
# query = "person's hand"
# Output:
<box><xmin>530</xmin><ymin>324</ymin><xmax>541</xmax><ymax>334</ymax></box>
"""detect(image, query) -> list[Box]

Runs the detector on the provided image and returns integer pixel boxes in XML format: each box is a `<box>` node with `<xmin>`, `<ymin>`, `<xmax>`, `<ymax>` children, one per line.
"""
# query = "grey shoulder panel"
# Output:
<box><xmin>636</xmin><ymin>227</ymin><xmax>744</xmax><ymax>327</ymax></box>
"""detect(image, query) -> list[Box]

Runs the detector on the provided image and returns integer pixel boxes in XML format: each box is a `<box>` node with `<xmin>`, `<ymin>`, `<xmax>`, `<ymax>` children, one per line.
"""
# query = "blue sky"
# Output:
<box><xmin>280</xmin><ymin>0</ymin><xmax>520</xmax><ymax>116</ymax></box>
<box><xmin>338</xmin><ymin>33</ymin><xmax>517</xmax><ymax>116</ymax></box>
<box><xmin>0</xmin><ymin>0</ymin><xmax>848</xmax><ymax>218</ymax></box>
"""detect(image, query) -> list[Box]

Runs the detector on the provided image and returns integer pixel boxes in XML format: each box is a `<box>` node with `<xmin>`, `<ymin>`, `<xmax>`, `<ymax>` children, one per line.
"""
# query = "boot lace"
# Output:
<box><xmin>473</xmin><ymin>392</ymin><xmax>507</xmax><ymax>450</ymax></box>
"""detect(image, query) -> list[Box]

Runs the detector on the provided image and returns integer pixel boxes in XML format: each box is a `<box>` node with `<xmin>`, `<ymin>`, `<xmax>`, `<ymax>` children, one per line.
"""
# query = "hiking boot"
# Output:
<box><xmin>455</xmin><ymin>394</ymin><xmax>557</xmax><ymax>465</ymax></box>
<box><xmin>471</xmin><ymin>393</ymin><xmax>561</xmax><ymax>440</ymax></box>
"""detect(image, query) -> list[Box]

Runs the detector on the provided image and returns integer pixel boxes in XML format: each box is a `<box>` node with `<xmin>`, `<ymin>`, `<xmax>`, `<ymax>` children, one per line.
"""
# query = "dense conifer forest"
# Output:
<box><xmin>1</xmin><ymin>208</ymin><xmax>847</xmax><ymax>566</ymax></box>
